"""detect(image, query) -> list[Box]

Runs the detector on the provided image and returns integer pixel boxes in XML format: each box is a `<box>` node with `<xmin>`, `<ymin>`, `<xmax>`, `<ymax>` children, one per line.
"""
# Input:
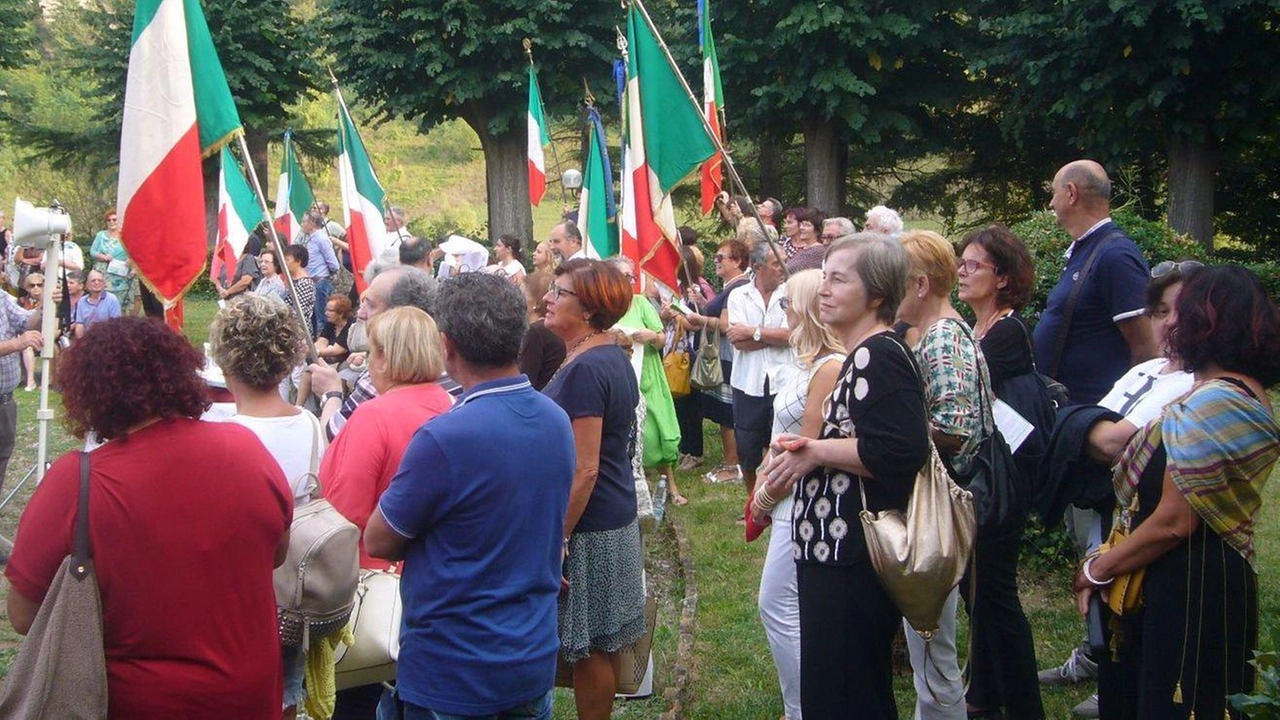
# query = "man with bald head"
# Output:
<box><xmin>1033</xmin><ymin>160</ymin><xmax>1155</xmax><ymax>405</ymax></box>
<box><xmin>547</xmin><ymin>221</ymin><xmax>585</xmax><ymax>261</ymax></box>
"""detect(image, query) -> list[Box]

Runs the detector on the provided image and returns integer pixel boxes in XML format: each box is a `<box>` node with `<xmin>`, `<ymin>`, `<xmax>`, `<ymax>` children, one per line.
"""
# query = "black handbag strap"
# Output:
<box><xmin>1047</xmin><ymin>229</ymin><xmax>1116</xmax><ymax>379</ymax></box>
<box><xmin>72</xmin><ymin>452</ymin><xmax>92</xmax><ymax>580</ymax></box>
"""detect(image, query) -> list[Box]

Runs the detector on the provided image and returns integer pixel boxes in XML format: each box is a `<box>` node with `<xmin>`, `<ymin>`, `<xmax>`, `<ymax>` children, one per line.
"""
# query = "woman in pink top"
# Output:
<box><xmin>320</xmin><ymin>306</ymin><xmax>452</xmax><ymax>569</ymax></box>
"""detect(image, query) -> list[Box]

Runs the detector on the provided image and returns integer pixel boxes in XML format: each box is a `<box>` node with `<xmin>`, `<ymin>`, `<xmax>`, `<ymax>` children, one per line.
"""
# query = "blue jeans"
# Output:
<box><xmin>313</xmin><ymin>276</ymin><xmax>334</xmax><ymax>336</ymax></box>
<box><xmin>397</xmin><ymin>690</ymin><xmax>553</xmax><ymax>720</ymax></box>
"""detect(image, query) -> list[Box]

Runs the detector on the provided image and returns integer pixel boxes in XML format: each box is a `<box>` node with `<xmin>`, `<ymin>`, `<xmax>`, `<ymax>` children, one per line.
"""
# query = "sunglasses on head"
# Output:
<box><xmin>1150</xmin><ymin>260</ymin><xmax>1204</xmax><ymax>279</ymax></box>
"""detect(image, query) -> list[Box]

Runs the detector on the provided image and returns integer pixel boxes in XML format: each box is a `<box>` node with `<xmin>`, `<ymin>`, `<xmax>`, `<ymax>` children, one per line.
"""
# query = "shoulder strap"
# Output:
<box><xmin>1048</xmin><ymin>228</ymin><xmax>1117</xmax><ymax>378</ymax></box>
<box><xmin>72</xmin><ymin>452</ymin><xmax>92</xmax><ymax>579</ymax></box>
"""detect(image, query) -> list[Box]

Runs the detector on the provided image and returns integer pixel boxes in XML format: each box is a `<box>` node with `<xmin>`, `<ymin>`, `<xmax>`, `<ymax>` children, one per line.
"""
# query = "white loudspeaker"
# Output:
<box><xmin>12</xmin><ymin>198</ymin><xmax>72</xmax><ymax>247</ymax></box>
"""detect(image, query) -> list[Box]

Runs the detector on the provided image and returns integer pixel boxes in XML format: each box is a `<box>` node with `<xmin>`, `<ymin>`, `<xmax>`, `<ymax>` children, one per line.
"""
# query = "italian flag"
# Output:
<box><xmin>698</xmin><ymin>0</ymin><xmax>725</xmax><ymax>216</ymax></box>
<box><xmin>577</xmin><ymin>105</ymin><xmax>617</xmax><ymax>260</ymax></box>
<box><xmin>211</xmin><ymin>145</ymin><xmax>259</xmax><ymax>284</ymax></box>
<box><xmin>621</xmin><ymin>1</ymin><xmax>716</xmax><ymax>290</ymax></box>
<box><xmin>336</xmin><ymin>93</ymin><xmax>388</xmax><ymax>294</ymax></box>
<box><xmin>273</xmin><ymin>130</ymin><xmax>314</xmax><ymax>242</ymax></box>
<box><xmin>117</xmin><ymin>0</ymin><xmax>242</xmax><ymax>329</ymax></box>
<box><xmin>527</xmin><ymin>65</ymin><xmax>550</xmax><ymax>207</ymax></box>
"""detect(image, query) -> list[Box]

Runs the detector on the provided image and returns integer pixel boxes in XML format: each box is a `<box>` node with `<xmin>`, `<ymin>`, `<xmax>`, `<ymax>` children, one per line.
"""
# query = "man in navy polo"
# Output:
<box><xmin>366</xmin><ymin>272</ymin><xmax>574</xmax><ymax>720</ymax></box>
<box><xmin>1031</xmin><ymin>159</ymin><xmax>1156</xmax><ymax>718</ymax></box>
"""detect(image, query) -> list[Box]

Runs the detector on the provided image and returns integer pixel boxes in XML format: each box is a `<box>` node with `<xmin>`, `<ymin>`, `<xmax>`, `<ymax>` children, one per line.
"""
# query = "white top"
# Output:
<box><xmin>59</xmin><ymin>241</ymin><xmax>84</xmax><ymax>271</ymax></box>
<box><xmin>484</xmin><ymin>259</ymin><xmax>526</xmax><ymax>281</ymax></box>
<box><xmin>727</xmin><ymin>281</ymin><xmax>790</xmax><ymax>396</ymax></box>
<box><xmin>770</xmin><ymin>352</ymin><xmax>845</xmax><ymax>520</ymax></box>
<box><xmin>1097</xmin><ymin>357</ymin><xmax>1194</xmax><ymax>428</ymax></box>
<box><xmin>225</xmin><ymin>411</ymin><xmax>323</xmax><ymax>504</ymax></box>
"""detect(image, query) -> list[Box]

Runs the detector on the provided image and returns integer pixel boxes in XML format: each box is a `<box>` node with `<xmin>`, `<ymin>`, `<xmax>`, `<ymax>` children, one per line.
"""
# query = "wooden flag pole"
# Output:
<box><xmin>627</xmin><ymin>0</ymin><xmax>788</xmax><ymax>277</ymax></box>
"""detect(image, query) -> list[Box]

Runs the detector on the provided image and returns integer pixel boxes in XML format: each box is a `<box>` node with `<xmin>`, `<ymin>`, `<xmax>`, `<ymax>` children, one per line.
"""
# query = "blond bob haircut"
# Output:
<box><xmin>366</xmin><ymin>305</ymin><xmax>444</xmax><ymax>385</ymax></box>
<box><xmin>900</xmin><ymin>229</ymin><xmax>958</xmax><ymax>298</ymax></box>
<box><xmin>787</xmin><ymin>269</ymin><xmax>845</xmax><ymax>366</ymax></box>
<box><xmin>209</xmin><ymin>294</ymin><xmax>310</xmax><ymax>390</ymax></box>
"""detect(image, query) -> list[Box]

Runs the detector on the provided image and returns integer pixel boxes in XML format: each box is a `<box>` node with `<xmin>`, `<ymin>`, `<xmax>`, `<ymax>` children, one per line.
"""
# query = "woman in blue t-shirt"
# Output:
<box><xmin>541</xmin><ymin>259</ymin><xmax>644</xmax><ymax>720</ymax></box>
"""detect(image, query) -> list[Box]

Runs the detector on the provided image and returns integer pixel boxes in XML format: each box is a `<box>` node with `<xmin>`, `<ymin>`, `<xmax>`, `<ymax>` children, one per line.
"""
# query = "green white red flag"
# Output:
<box><xmin>117</xmin><ymin>0</ymin><xmax>242</xmax><ymax>329</ymax></box>
<box><xmin>336</xmin><ymin>92</ymin><xmax>388</xmax><ymax>294</ymax></box>
<box><xmin>211</xmin><ymin>145</ymin><xmax>258</xmax><ymax>284</ymax></box>
<box><xmin>620</xmin><ymin>1</ymin><xmax>716</xmax><ymax>290</ymax></box>
<box><xmin>527</xmin><ymin>65</ymin><xmax>550</xmax><ymax>207</ymax></box>
<box><xmin>578</xmin><ymin>105</ymin><xmax>618</xmax><ymax>260</ymax></box>
<box><xmin>698</xmin><ymin>0</ymin><xmax>725</xmax><ymax>215</ymax></box>
<box><xmin>274</xmin><ymin>130</ymin><xmax>314</xmax><ymax>242</ymax></box>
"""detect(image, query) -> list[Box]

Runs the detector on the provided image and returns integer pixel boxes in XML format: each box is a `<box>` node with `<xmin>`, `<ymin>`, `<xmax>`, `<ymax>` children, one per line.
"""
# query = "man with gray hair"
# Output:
<box><xmin>365</xmin><ymin>273</ymin><xmax>573</xmax><ymax>720</ymax></box>
<box><xmin>308</xmin><ymin>265</ymin><xmax>459</xmax><ymax>441</ymax></box>
<box><xmin>726</xmin><ymin>241</ymin><xmax>790</xmax><ymax>501</ymax></box>
<box><xmin>548</xmin><ymin>221</ymin><xmax>585</xmax><ymax>261</ymax></box>
<box><xmin>382</xmin><ymin>206</ymin><xmax>411</xmax><ymax>266</ymax></box>
<box><xmin>297</xmin><ymin>209</ymin><xmax>341</xmax><ymax>332</ymax></box>
<box><xmin>786</xmin><ymin>216</ymin><xmax>855</xmax><ymax>272</ymax></box>
<box><xmin>863</xmin><ymin>205</ymin><xmax>904</xmax><ymax>237</ymax></box>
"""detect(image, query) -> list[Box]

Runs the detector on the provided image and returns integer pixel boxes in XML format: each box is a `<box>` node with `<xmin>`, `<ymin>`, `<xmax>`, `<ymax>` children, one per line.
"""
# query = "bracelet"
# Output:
<box><xmin>1081</xmin><ymin>555</ymin><xmax>1113</xmax><ymax>586</ymax></box>
<box><xmin>753</xmin><ymin>485</ymin><xmax>780</xmax><ymax>513</ymax></box>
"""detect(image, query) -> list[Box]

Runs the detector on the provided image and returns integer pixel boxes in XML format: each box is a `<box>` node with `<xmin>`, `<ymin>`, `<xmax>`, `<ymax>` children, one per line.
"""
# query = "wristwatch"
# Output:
<box><xmin>322</xmin><ymin>390</ymin><xmax>344</xmax><ymax>405</ymax></box>
<box><xmin>753</xmin><ymin>326</ymin><xmax>762</xmax><ymax>342</ymax></box>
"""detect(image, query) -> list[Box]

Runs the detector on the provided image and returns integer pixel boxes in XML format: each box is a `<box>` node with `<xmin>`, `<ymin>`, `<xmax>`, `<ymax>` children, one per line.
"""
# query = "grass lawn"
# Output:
<box><xmin>0</xmin><ymin>295</ymin><xmax>1278</xmax><ymax>720</ymax></box>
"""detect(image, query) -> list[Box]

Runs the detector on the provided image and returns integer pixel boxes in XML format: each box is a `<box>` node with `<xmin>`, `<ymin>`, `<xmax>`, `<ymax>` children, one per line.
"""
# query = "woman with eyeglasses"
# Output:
<box><xmin>89</xmin><ymin>207</ymin><xmax>135</xmax><ymax>314</ymax></box>
<box><xmin>683</xmin><ymin>239</ymin><xmax>749</xmax><ymax>484</ymax></box>
<box><xmin>954</xmin><ymin>225</ymin><xmax>1047</xmax><ymax>719</ymax></box>
<box><xmin>18</xmin><ymin>272</ymin><xmax>44</xmax><ymax>390</ymax></box>
<box><xmin>541</xmin><ymin>259</ymin><xmax>644</xmax><ymax>720</ymax></box>
<box><xmin>1076</xmin><ymin>265</ymin><xmax>1280</xmax><ymax>720</ymax></box>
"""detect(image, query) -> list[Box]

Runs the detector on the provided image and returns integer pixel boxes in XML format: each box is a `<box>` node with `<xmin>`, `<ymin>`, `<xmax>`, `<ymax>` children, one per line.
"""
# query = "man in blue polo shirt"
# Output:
<box><xmin>1033</xmin><ymin>159</ymin><xmax>1156</xmax><ymax>404</ymax></box>
<box><xmin>366</xmin><ymin>272</ymin><xmax>574</xmax><ymax>720</ymax></box>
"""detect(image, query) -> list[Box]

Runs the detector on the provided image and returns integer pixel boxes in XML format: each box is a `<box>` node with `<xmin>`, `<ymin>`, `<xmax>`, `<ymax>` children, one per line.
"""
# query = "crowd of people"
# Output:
<box><xmin>1</xmin><ymin>157</ymin><xmax>1278</xmax><ymax>720</ymax></box>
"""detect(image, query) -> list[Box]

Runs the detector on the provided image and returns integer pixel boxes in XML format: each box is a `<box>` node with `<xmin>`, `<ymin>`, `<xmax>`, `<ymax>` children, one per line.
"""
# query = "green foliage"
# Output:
<box><xmin>1230</xmin><ymin>626</ymin><xmax>1280</xmax><ymax>719</ymax></box>
<box><xmin>0</xmin><ymin>0</ymin><xmax>38</xmax><ymax>69</ymax></box>
<box><xmin>1020</xmin><ymin>515</ymin><xmax>1077</xmax><ymax>576</ymax></box>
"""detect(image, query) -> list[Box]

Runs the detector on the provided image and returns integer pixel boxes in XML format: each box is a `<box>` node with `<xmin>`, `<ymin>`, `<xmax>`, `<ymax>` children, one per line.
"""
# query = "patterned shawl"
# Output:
<box><xmin>1113</xmin><ymin>379</ymin><xmax>1280</xmax><ymax>568</ymax></box>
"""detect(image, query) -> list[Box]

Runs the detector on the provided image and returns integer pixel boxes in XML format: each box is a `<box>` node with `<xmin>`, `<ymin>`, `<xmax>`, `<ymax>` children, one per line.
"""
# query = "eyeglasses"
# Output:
<box><xmin>26</xmin><ymin>282</ymin><xmax>43</xmax><ymax>288</ymax></box>
<box><xmin>820</xmin><ymin>233</ymin><xmax>839</xmax><ymax>241</ymax></box>
<box><xmin>956</xmin><ymin>258</ymin><xmax>996</xmax><ymax>274</ymax></box>
<box><xmin>107</xmin><ymin>217</ymin><xmax>118</xmax><ymax>223</ymax></box>
<box><xmin>779</xmin><ymin>297</ymin><xmax>790</xmax><ymax>310</ymax></box>
<box><xmin>1150</xmin><ymin>260</ymin><xmax>1204</xmax><ymax>279</ymax></box>
<box><xmin>547</xmin><ymin>283</ymin><xmax>578</xmax><ymax>300</ymax></box>
<box><xmin>713</xmin><ymin>254</ymin><xmax>729</xmax><ymax>263</ymax></box>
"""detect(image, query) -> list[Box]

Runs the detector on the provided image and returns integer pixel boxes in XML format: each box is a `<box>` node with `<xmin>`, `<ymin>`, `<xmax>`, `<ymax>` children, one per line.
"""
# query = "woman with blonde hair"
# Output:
<box><xmin>896</xmin><ymin>229</ymin><xmax>994</xmax><ymax>719</ymax></box>
<box><xmin>749</xmin><ymin>268</ymin><xmax>846</xmax><ymax>720</ymax></box>
<box><xmin>531</xmin><ymin>240</ymin><xmax>557</xmax><ymax>275</ymax></box>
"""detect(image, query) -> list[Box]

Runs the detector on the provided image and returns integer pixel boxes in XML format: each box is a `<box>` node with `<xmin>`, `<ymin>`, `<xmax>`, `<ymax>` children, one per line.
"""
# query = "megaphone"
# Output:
<box><xmin>13</xmin><ymin>198</ymin><xmax>72</xmax><ymax>247</ymax></box>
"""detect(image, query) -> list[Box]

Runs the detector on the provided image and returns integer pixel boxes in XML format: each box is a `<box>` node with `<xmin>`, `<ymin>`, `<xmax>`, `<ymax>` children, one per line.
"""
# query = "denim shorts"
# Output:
<box><xmin>282</xmin><ymin>644</ymin><xmax>307</xmax><ymax>708</ymax></box>
<box><xmin>401</xmin><ymin>689</ymin><xmax>553</xmax><ymax>720</ymax></box>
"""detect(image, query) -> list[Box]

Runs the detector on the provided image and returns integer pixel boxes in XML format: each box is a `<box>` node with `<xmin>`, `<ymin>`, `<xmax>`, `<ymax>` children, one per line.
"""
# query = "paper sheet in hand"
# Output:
<box><xmin>992</xmin><ymin>398</ymin><xmax>1033</xmax><ymax>453</ymax></box>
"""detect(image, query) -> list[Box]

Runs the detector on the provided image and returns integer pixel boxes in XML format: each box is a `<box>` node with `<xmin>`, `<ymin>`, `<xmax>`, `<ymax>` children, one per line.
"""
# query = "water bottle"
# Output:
<box><xmin>653</xmin><ymin>474</ymin><xmax>668</xmax><ymax>525</ymax></box>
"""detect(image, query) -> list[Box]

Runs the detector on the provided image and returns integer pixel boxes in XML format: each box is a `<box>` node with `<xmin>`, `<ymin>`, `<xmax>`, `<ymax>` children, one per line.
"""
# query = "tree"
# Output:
<box><xmin>713</xmin><ymin>0</ymin><xmax>972</xmax><ymax>214</ymax></box>
<box><xmin>972</xmin><ymin>0</ymin><xmax>1280</xmax><ymax>251</ymax></box>
<box><xmin>324</xmin><ymin>0</ymin><xmax>624</xmax><ymax>243</ymax></box>
<box><xmin>0</xmin><ymin>0</ymin><xmax>38</xmax><ymax>69</ymax></box>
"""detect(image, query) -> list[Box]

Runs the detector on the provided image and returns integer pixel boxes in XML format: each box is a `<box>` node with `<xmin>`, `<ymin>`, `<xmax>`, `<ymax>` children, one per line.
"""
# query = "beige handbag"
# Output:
<box><xmin>859</xmin><ymin>442</ymin><xmax>976</xmax><ymax>637</ymax></box>
<box><xmin>332</xmin><ymin>568</ymin><xmax>402</xmax><ymax>691</ymax></box>
<box><xmin>0</xmin><ymin>452</ymin><xmax>108</xmax><ymax>719</ymax></box>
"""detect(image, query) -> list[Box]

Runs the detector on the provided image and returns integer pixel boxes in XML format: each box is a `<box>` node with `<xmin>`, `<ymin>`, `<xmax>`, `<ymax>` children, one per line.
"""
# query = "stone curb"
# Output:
<box><xmin>660</xmin><ymin>512</ymin><xmax>698</xmax><ymax>720</ymax></box>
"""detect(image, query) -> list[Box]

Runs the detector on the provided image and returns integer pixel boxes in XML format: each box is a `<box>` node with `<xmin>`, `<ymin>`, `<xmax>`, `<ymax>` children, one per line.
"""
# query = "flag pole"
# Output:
<box><xmin>524</xmin><ymin>40</ymin><xmax>570</xmax><ymax>207</ymax></box>
<box><xmin>628</xmin><ymin>0</ymin><xmax>788</xmax><ymax>278</ymax></box>
<box><xmin>234</xmin><ymin>132</ymin><xmax>318</xmax><ymax>363</ymax></box>
<box><xmin>328</xmin><ymin>67</ymin><xmax>400</xmax><ymax>231</ymax></box>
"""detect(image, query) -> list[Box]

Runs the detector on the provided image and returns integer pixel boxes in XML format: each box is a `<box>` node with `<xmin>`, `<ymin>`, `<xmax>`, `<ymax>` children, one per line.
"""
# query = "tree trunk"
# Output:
<box><xmin>803</xmin><ymin>119</ymin><xmax>846</xmax><ymax>216</ymax></box>
<box><xmin>1167</xmin><ymin>130</ymin><xmax>1216</xmax><ymax>253</ymax></box>
<box><xmin>203</xmin><ymin>155</ymin><xmax>218</xmax><ymax>250</ymax></box>
<box><xmin>758</xmin><ymin>127</ymin><xmax>783</xmax><ymax>201</ymax></box>
<box><xmin>243</xmin><ymin>128</ymin><xmax>272</xmax><ymax>201</ymax></box>
<box><xmin>466</xmin><ymin>114</ymin><xmax>532</xmax><ymax>245</ymax></box>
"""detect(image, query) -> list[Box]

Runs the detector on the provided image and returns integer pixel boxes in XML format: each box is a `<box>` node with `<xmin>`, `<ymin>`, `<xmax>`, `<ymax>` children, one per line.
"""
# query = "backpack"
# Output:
<box><xmin>274</xmin><ymin>413</ymin><xmax>360</xmax><ymax>647</ymax></box>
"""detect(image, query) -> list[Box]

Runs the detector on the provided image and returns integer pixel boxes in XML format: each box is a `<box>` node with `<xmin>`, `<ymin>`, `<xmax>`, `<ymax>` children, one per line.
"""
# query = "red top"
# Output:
<box><xmin>6</xmin><ymin>419</ymin><xmax>292</xmax><ymax>720</ymax></box>
<box><xmin>321</xmin><ymin>383</ymin><xmax>453</xmax><ymax>569</ymax></box>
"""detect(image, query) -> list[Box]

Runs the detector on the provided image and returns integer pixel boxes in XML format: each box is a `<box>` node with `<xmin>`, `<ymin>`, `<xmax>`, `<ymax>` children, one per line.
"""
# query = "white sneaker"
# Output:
<box><xmin>1038</xmin><ymin>645</ymin><xmax>1098</xmax><ymax>685</ymax></box>
<box><xmin>1072</xmin><ymin>693</ymin><xmax>1099</xmax><ymax>718</ymax></box>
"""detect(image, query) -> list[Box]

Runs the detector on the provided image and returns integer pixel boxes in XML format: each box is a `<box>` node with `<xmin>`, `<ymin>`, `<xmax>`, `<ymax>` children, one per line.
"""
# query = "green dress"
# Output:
<box><xmin>617</xmin><ymin>296</ymin><xmax>681</xmax><ymax>468</ymax></box>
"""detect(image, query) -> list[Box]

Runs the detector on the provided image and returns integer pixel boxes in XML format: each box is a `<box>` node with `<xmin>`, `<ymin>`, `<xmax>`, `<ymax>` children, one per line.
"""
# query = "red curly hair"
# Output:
<box><xmin>57</xmin><ymin>317</ymin><xmax>209</xmax><ymax>440</ymax></box>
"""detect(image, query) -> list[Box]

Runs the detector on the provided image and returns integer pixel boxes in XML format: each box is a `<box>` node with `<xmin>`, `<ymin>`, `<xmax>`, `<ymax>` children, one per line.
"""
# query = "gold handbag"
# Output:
<box><xmin>859</xmin><ymin>442</ymin><xmax>977</xmax><ymax>636</ymax></box>
<box><xmin>1098</xmin><ymin>496</ymin><xmax>1145</xmax><ymax>615</ymax></box>
<box><xmin>663</xmin><ymin>327</ymin><xmax>692</xmax><ymax>398</ymax></box>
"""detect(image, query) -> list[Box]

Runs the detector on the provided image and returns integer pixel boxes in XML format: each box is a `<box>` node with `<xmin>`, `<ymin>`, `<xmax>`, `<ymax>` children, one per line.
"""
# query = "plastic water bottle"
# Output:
<box><xmin>653</xmin><ymin>475</ymin><xmax>668</xmax><ymax>525</ymax></box>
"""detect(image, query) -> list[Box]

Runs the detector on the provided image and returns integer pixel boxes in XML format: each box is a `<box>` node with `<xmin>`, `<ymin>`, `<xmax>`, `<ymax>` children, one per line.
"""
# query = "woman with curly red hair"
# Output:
<box><xmin>5</xmin><ymin>317</ymin><xmax>293</xmax><ymax>720</ymax></box>
<box><xmin>541</xmin><ymin>259</ymin><xmax>644</xmax><ymax>720</ymax></box>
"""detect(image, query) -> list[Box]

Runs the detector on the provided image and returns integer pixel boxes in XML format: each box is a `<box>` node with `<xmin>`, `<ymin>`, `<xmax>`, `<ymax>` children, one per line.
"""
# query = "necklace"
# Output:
<box><xmin>549</xmin><ymin>331</ymin><xmax>601</xmax><ymax>384</ymax></box>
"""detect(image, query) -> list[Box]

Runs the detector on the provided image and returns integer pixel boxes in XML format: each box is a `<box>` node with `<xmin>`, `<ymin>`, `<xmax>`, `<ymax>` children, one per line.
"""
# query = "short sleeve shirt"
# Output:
<box><xmin>915</xmin><ymin>318</ymin><xmax>993</xmax><ymax>472</ymax></box>
<box><xmin>542</xmin><ymin>344</ymin><xmax>640</xmax><ymax>533</ymax></box>
<box><xmin>727</xmin><ymin>281</ymin><xmax>790</xmax><ymax>397</ymax></box>
<box><xmin>1097</xmin><ymin>357</ymin><xmax>1194</xmax><ymax>428</ymax></box>
<box><xmin>1032</xmin><ymin>220</ymin><xmax>1150</xmax><ymax>404</ymax></box>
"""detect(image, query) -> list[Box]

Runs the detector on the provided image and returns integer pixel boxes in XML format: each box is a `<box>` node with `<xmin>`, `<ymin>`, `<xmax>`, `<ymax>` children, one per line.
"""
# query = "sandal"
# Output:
<box><xmin>671</xmin><ymin>493</ymin><xmax>688</xmax><ymax>506</ymax></box>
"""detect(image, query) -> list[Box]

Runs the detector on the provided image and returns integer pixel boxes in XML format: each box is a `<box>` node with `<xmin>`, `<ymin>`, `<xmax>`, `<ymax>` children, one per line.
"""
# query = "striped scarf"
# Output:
<box><xmin>1114</xmin><ymin>379</ymin><xmax>1280</xmax><ymax>569</ymax></box>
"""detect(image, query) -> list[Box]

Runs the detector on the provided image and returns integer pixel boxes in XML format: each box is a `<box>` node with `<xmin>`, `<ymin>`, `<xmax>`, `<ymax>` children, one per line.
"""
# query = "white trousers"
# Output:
<box><xmin>905</xmin><ymin>586</ymin><xmax>965</xmax><ymax>720</ymax></box>
<box><xmin>758</xmin><ymin>512</ymin><xmax>802</xmax><ymax>720</ymax></box>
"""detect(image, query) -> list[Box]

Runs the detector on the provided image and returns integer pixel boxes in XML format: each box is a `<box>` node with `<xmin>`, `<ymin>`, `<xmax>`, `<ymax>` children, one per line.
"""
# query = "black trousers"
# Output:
<box><xmin>962</xmin><ymin>520</ymin><xmax>1045</xmax><ymax>719</ymax></box>
<box><xmin>798</xmin><ymin>561</ymin><xmax>901</xmax><ymax>720</ymax></box>
<box><xmin>674</xmin><ymin>392</ymin><xmax>704</xmax><ymax>457</ymax></box>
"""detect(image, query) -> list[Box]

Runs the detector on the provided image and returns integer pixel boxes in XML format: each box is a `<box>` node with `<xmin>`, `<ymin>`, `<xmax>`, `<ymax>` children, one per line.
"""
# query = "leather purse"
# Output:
<box><xmin>690</xmin><ymin>327</ymin><xmax>723</xmax><ymax>389</ymax></box>
<box><xmin>663</xmin><ymin>326</ymin><xmax>692</xmax><ymax>398</ymax></box>
<box><xmin>332</xmin><ymin>568</ymin><xmax>402</xmax><ymax>691</ymax></box>
<box><xmin>0</xmin><ymin>452</ymin><xmax>108</xmax><ymax>719</ymax></box>
<box><xmin>1098</xmin><ymin>497</ymin><xmax>1145</xmax><ymax>615</ymax></box>
<box><xmin>860</xmin><ymin>442</ymin><xmax>977</xmax><ymax>636</ymax></box>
